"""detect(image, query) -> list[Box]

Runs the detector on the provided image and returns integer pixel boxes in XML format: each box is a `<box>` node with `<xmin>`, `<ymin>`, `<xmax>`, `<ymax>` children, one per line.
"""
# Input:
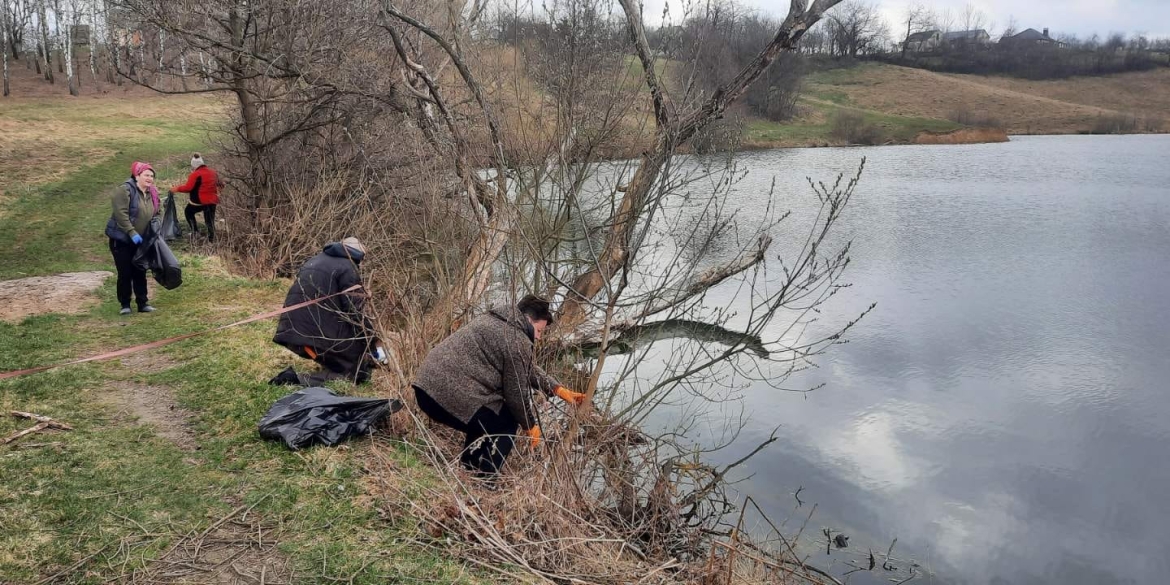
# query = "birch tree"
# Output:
<box><xmin>1</xmin><ymin>0</ymin><xmax>9</xmax><ymax>96</ymax></box>
<box><xmin>88</xmin><ymin>0</ymin><xmax>96</xmax><ymax>79</ymax></box>
<box><xmin>37</xmin><ymin>0</ymin><xmax>51</xmax><ymax>82</ymax></box>
<box><xmin>51</xmin><ymin>0</ymin><xmax>61</xmax><ymax>72</ymax></box>
<box><xmin>62</xmin><ymin>0</ymin><xmax>76</xmax><ymax>94</ymax></box>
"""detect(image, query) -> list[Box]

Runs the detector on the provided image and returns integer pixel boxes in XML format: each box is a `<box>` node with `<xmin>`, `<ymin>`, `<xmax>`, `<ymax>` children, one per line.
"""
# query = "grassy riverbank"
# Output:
<box><xmin>0</xmin><ymin>96</ymin><xmax>474</xmax><ymax>584</ymax></box>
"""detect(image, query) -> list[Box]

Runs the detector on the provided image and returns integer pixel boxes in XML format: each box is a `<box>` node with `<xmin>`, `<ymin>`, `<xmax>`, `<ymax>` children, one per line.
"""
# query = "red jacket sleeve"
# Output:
<box><xmin>172</xmin><ymin>171</ymin><xmax>199</xmax><ymax>194</ymax></box>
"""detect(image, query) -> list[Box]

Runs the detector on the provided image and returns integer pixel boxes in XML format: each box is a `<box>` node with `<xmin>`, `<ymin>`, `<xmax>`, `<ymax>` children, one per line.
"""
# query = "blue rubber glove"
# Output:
<box><xmin>131</xmin><ymin>234</ymin><xmax>143</xmax><ymax>245</ymax></box>
<box><xmin>371</xmin><ymin>346</ymin><xmax>389</xmax><ymax>365</ymax></box>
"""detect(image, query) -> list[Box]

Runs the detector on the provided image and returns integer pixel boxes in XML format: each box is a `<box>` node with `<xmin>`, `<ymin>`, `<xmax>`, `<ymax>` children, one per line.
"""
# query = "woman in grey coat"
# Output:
<box><xmin>412</xmin><ymin>295</ymin><xmax>586</xmax><ymax>475</ymax></box>
<box><xmin>105</xmin><ymin>161</ymin><xmax>160</xmax><ymax>315</ymax></box>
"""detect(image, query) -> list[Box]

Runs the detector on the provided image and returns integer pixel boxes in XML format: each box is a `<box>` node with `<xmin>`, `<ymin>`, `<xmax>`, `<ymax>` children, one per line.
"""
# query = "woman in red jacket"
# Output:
<box><xmin>171</xmin><ymin>153</ymin><xmax>222</xmax><ymax>242</ymax></box>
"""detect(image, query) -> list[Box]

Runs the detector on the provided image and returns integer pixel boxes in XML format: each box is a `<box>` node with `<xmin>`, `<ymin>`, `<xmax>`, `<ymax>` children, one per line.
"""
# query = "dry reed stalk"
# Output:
<box><xmin>915</xmin><ymin>127</ymin><xmax>1010</xmax><ymax>144</ymax></box>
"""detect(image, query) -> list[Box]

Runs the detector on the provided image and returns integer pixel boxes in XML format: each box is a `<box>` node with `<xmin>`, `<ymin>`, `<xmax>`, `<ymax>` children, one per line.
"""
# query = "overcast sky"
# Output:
<box><xmin>639</xmin><ymin>0</ymin><xmax>1170</xmax><ymax>39</ymax></box>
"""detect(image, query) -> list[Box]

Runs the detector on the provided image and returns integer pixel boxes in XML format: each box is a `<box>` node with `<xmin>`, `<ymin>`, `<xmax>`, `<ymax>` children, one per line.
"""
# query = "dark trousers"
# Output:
<box><xmin>109</xmin><ymin>238</ymin><xmax>148</xmax><ymax>309</ymax></box>
<box><xmin>185</xmin><ymin>204</ymin><xmax>217</xmax><ymax>241</ymax></box>
<box><xmin>305</xmin><ymin>350</ymin><xmax>371</xmax><ymax>385</ymax></box>
<box><xmin>414</xmin><ymin>386</ymin><xmax>518</xmax><ymax>475</ymax></box>
<box><xmin>278</xmin><ymin>342</ymin><xmax>371</xmax><ymax>386</ymax></box>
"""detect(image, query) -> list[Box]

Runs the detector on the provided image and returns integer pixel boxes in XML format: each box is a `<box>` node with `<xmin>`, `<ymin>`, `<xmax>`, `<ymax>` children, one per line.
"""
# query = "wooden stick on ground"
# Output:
<box><xmin>2</xmin><ymin>422</ymin><xmax>50</xmax><ymax>445</ymax></box>
<box><xmin>11</xmin><ymin>410</ymin><xmax>74</xmax><ymax>430</ymax></box>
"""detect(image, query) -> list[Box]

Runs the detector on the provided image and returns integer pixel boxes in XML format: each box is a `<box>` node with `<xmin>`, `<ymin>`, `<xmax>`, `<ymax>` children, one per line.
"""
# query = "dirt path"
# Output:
<box><xmin>103</xmin><ymin>381</ymin><xmax>198</xmax><ymax>452</ymax></box>
<box><xmin>0</xmin><ymin>271</ymin><xmax>113</xmax><ymax>322</ymax></box>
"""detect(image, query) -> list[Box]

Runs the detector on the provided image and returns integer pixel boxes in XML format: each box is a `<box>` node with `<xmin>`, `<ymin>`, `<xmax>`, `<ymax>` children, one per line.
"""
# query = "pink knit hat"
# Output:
<box><xmin>130</xmin><ymin>161</ymin><xmax>154</xmax><ymax>177</ymax></box>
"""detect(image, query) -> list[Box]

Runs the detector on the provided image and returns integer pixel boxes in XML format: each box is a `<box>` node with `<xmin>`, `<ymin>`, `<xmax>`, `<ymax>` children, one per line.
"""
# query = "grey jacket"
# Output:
<box><xmin>105</xmin><ymin>180</ymin><xmax>158</xmax><ymax>243</ymax></box>
<box><xmin>413</xmin><ymin>305</ymin><xmax>559</xmax><ymax>429</ymax></box>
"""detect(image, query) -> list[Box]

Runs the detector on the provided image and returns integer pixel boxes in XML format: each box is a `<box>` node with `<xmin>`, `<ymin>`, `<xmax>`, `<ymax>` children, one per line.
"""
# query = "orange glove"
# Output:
<box><xmin>554</xmin><ymin>385</ymin><xmax>587</xmax><ymax>405</ymax></box>
<box><xmin>525</xmin><ymin>425</ymin><xmax>542</xmax><ymax>448</ymax></box>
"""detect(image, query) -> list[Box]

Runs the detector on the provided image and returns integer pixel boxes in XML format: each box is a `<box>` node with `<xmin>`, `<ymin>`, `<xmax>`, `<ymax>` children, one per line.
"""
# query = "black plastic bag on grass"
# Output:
<box><xmin>258</xmin><ymin>386</ymin><xmax>401</xmax><ymax>450</ymax></box>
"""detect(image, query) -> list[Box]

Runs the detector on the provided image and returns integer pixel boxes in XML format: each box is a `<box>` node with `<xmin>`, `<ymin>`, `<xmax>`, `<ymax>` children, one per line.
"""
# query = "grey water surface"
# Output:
<box><xmin>621</xmin><ymin>135</ymin><xmax>1170</xmax><ymax>584</ymax></box>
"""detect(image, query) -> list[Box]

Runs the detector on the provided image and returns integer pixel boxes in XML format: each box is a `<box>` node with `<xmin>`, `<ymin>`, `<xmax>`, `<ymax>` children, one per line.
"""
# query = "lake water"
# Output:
<box><xmin>612</xmin><ymin>135</ymin><xmax>1170</xmax><ymax>584</ymax></box>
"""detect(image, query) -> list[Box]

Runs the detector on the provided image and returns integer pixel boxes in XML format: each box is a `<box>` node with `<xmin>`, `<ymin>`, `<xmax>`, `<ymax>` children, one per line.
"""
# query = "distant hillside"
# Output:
<box><xmin>800</xmin><ymin>63</ymin><xmax>1165</xmax><ymax>134</ymax></box>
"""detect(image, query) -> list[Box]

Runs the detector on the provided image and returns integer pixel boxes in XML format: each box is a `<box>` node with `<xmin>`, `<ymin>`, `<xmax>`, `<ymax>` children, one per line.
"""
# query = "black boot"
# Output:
<box><xmin>269</xmin><ymin>366</ymin><xmax>302</xmax><ymax>386</ymax></box>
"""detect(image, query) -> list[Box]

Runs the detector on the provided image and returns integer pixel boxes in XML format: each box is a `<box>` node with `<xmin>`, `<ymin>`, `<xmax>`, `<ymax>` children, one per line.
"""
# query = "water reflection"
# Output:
<box><xmin>605</xmin><ymin>135</ymin><xmax>1170</xmax><ymax>584</ymax></box>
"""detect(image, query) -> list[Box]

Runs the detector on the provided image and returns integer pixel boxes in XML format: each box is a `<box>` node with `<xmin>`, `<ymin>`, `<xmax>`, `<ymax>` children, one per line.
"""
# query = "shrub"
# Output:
<box><xmin>1091</xmin><ymin>113</ymin><xmax>1140</xmax><ymax>134</ymax></box>
<box><xmin>830</xmin><ymin>110</ymin><xmax>886</xmax><ymax>145</ymax></box>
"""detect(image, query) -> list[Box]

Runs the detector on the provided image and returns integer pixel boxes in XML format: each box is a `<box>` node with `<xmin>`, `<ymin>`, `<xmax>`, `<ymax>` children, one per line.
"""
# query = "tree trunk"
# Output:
<box><xmin>107</xmin><ymin>7</ymin><xmax>121</xmax><ymax>85</ymax></box>
<box><xmin>38</xmin><ymin>0</ymin><xmax>53</xmax><ymax>83</ymax></box>
<box><xmin>229</xmin><ymin>7</ymin><xmax>269</xmax><ymax>228</ymax></box>
<box><xmin>52</xmin><ymin>0</ymin><xmax>62</xmax><ymax>73</ymax></box>
<box><xmin>63</xmin><ymin>1</ymin><xmax>76</xmax><ymax>96</ymax></box>
<box><xmin>902</xmin><ymin>18</ymin><xmax>910</xmax><ymax>58</ymax></box>
<box><xmin>178</xmin><ymin>49</ymin><xmax>187</xmax><ymax>90</ymax></box>
<box><xmin>88</xmin><ymin>0</ymin><xmax>97</xmax><ymax>80</ymax></box>
<box><xmin>157</xmin><ymin>28</ymin><xmax>164</xmax><ymax>85</ymax></box>
<box><xmin>1</xmin><ymin>4</ymin><xmax>9</xmax><ymax>97</ymax></box>
<box><xmin>197</xmin><ymin>50</ymin><xmax>208</xmax><ymax>86</ymax></box>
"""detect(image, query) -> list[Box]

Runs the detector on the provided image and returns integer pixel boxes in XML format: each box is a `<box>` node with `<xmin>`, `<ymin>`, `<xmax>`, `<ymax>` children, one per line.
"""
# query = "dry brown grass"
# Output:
<box><xmin>969</xmin><ymin>68</ymin><xmax>1170</xmax><ymax>123</ymax></box>
<box><xmin>0</xmin><ymin>67</ymin><xmax>224</xmax><ymax>196</ymax></box>
<box><xmin>809</xmin><ymin>63</ymin><xmax>1170</xmax><ymax>134</ymax></box>
<box><xmin>915</xmin><ymin>127</ymin><xmax>1010</xmax><ymax>144</ymax></box>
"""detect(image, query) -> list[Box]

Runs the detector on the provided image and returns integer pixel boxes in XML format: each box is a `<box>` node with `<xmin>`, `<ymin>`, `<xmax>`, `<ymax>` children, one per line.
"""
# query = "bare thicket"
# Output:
<box><xmin>108</xmin><ymin>0</ymin><xmax>901</xmax><ymax>582</ymax></box>
<box><xmin>821</xmin><ymin>0</ymin><xmax>886</xmax><ymax>58</ymax></box>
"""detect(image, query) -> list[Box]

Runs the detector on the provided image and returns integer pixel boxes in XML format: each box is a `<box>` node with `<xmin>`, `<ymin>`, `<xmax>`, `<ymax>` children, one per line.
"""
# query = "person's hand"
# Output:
<box><xmin>525</xmin><ymin>425</ymin><xmax>542</xmax><ymax>448</ymax></box>
<box><xmin>131</xmin><ymin>234</ymin><xmax>143</xmax><ymax>245</ymax></box>
<box><xmin>371</xmin><ymin>346</ymin><xmax>389</xmax><ymax>365</ymax></box>
<box><xmin>554</xmin><ymin>385</ymin><xmax>587</xmax><ymax>405</ymax></box>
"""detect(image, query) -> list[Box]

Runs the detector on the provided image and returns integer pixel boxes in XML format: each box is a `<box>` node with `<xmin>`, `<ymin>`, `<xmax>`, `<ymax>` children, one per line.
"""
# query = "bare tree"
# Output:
<box><xmin>36</xmin><ymin>0</ymin><xmax>51</xmax><ymax>82</ymax></box>
<box><xmin>62</xmin><ymin>0</ymin><xmax>76</xmax><ymax>94</ymax></box>
<box><xmin>998</xmin><ymin>14</ymin><xmax>1017</xmax><ymax>40</ymax></box>
<box><xmin>900</xmin><ymin>2</ymin><xmax>929</xmax><ymax>58</ymax></box>
<box><xmin>87</xmin><ymin>0</ymin><xmax>96</xmax><ymax>79</ymax></box>
<box><xmin>1</xmin><ymin>0</ymin><xmax>8</xmax><ymax>95</ymax></box>
<box><xmin>50</xmin><ymin>0</ymin><xmax>60</xmax><ymax>72</ymax></box>
<box><xmin>933</xmin><ymin>6</ymin><xmax>955</xmax><ymax>34</ymax></box>
<box><xmin>1105</xmin><ymin>31</ymin><xmax>1126</xmax><ymax>51</ymax></box>
<box><xmin>960</xmin><ymin>2</ymin><xmax>985</xmax><ymax>32</ymax></box>
<box><xmin>823</xmin><ymin>0</ymin><xmax>884</xmax><ymax>58</ymax></box>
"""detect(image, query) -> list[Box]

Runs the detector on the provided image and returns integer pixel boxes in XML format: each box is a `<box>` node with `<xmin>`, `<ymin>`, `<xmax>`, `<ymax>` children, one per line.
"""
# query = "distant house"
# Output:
<box><xmin>904</xmin><ymin>30</ymin><xmax>942</xmax><ymax>53</ymax></box>
<box><xmin>1000</xmin><ymin>28</ymin><xmax>1065</xmax><ymax>49</ymax></box>
<box><xmin>942</xmin><ymin>29</ymin><xmax>991</xmax><ymax>48</ymax></box>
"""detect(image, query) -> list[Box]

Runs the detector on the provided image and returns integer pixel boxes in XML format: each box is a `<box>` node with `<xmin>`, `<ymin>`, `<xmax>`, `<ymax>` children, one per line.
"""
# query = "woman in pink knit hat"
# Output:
<box><xmin>104</xmin><ymin>161</ymin><xmax>161</xmax><ymax>315</ymax></box>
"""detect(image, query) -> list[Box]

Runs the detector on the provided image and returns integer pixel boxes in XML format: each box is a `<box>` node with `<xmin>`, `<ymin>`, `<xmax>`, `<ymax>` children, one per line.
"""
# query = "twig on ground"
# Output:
<box><xmin>32</xmin><ymin>545</ymin><xmax>110</xmax><ymax>585</ymax></box>
<box><xmin>2</xmin><ymin>422</ymin><xmax>51</xmax><ymax>445</ymax></box>
<box><xmin>11</xmin><ymin>411</ymin><xmax>75</xmax><ymax>430</ymax></box>
<box><xmin>191</xmin><ymin>494</ymin><xmax>271</xmax><ymax>560</ymax></box>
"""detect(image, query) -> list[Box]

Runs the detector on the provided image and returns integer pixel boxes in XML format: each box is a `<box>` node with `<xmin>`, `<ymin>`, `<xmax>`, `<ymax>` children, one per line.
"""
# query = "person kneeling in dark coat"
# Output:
<box><xmin>412</xmin><ymin>295</ymin><xmax>587</xmax><ymax>475</ymax></box>
<box><xmin>272</xmin><ymin>237</ymin><xmax>387</xmax><ymax>386</ymax></box>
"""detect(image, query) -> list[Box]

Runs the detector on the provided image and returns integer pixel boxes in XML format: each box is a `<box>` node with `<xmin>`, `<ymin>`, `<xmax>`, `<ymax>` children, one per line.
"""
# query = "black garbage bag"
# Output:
<box><xmin>133</xmin><ymin>219</ymin><xmax>183</xmax><ymax>290</ymax></box>
<box><xmin>258</xmin><ymin>386</ymin><xmax>402</xmax><ymax>450</ymax></box>
<box><xmin>159</xmin><ymin>193</ymin><xmax>183</xmax><ymax>241</ymax></box>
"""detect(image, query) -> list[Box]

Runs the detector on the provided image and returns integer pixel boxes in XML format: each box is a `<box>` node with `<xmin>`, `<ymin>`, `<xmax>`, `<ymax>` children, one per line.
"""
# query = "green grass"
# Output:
<box><xmin>0</xmin><ymin>98</ymin><xmax>475</xmax><ymax>584</ymax></box>
<box><xmin>745</xmin><ymin>99</ymin><xmax>962</xmax><ymax>146</ymax></box>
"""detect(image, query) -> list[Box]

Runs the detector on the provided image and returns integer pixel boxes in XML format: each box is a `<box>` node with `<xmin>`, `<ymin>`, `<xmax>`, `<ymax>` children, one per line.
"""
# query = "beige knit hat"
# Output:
<box><xmin>191</xmin><ymin>153</ymin><xmax>206</xmax><ymax>170</ymax></box>
<box><xmin>341</xmin><ymin>236</ymin><xmax>367</xmax><ymax>255</ymax></box>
